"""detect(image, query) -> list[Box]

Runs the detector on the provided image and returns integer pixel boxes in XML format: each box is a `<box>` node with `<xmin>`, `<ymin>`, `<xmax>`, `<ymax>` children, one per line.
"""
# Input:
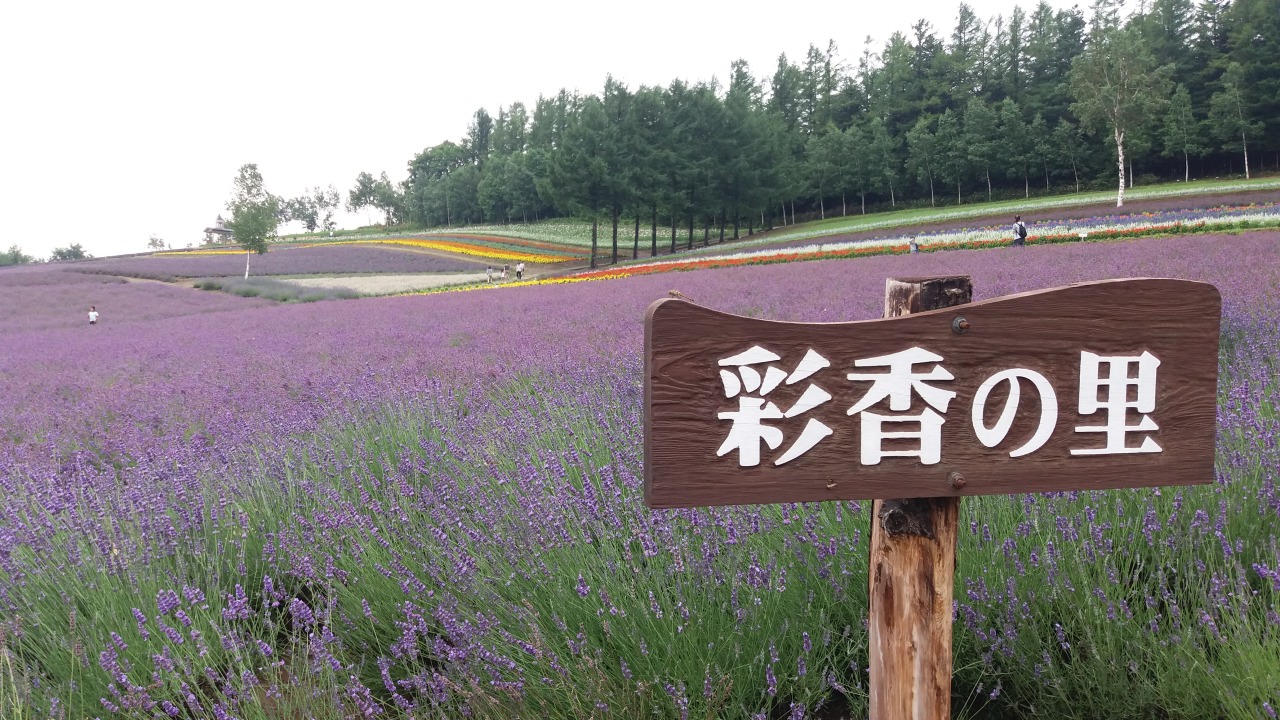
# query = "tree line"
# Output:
<box><xmin>1</xmin><ymin>243</ymin><xmax>89</xmax><ymax>265</ymax></box>
<box><xmin>338</xmin><ymin>0</ymin><xmax>1274</xmax><ymax>264</ymax></box>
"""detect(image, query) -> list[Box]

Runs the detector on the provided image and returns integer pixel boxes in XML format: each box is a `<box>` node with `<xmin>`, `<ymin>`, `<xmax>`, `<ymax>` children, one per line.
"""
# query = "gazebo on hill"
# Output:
<box><xmin>203</xmin><ymin>215</ymin><xmax>233</xmax><ymax>245</ymax></box>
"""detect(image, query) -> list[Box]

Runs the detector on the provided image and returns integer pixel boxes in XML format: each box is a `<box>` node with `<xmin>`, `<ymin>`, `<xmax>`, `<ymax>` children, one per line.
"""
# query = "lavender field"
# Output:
<box><xmin>72</xmin><ymin>244</ymin><xmax>485</xmax><ymax>281</ymax></box>
<box><xmin>1</xmin><ymin>231</ymin><xmax>1277</xmax><ymax>718</ymax></box>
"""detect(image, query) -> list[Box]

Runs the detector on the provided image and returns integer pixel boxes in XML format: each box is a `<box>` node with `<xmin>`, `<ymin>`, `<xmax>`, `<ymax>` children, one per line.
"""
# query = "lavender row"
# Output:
<box><xmin>65</xmin><ymin>243</ymin><xmax>485</xmax><ymax>280</ymax></box>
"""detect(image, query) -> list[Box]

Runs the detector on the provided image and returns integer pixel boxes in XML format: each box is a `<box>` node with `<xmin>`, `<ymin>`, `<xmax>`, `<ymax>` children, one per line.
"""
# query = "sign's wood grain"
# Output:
<box><xmin>868</xmin><ymin>276</ymin><xmax>971</xmax><ymax>720</ymax></box>
<box><xmin>868</xmin><ymin>496</ymin><xmax>958</xmax><ymax>720</ymax></box>
<box><xmin>644</xmin><ymin>278</ymin><xmax>1221</xmax><ymax>508</ymax></box>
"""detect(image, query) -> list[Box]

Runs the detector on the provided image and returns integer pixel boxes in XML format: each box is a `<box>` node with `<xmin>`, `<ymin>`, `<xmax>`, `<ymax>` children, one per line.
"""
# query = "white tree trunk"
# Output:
<box><xmin>1114</xmin><ymin>126</ymin><xmax>1126</xmax><ymax>207</ymax></box>
<box><xmin>244</xmin><ymin>249</ymin><xmax>251</xmax><ymax>280</ymax></box>
<box><xmin>1242</xmin><ymin>131</ymin><xmax>1251</xmax><ymax>179</ymax></box>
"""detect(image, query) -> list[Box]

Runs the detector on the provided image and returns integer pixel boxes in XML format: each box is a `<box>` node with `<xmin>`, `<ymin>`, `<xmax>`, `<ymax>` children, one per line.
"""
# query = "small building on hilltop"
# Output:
<box><xmin>203</xmin><ymin>215</ymin><xmax>233</xmax><ymax>245</ymax></box>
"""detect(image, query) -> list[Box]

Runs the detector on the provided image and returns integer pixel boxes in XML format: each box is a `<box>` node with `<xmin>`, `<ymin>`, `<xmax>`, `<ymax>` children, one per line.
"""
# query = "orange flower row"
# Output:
<box><xmin>325</xmin><ymin>238</ymin><xmax>576</xmax><ymax>264</ymax></box>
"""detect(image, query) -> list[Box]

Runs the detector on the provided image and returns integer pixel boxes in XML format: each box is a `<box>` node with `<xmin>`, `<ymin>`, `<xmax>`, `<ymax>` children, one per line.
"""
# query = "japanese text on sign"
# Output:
<box><xmin>717</xmin><ymin>345</ymin><xmax>1161</xmax><ymax>467</ymax></box>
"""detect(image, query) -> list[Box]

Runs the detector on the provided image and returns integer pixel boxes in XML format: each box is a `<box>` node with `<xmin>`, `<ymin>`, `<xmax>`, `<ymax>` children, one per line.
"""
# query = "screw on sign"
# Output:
<box><xmin>643</xmin><ymin>276</ymin><xmax>1221</xmax><ymax>720</ymax></box>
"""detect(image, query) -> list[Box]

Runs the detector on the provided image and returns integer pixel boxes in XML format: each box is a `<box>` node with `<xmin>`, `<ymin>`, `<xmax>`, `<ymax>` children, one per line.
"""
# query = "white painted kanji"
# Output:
<box><xmin>717</xmin><ymin>346</ymin><xmax>834</xmax><ymax>466</ymax></box>
<box><xmin>1072</xmin><ymin>350</ymin><xmax>1162</xmax><ymax>455</ymax></box>
<box><xmin>971</xmin><ymin>369</ymin><xmax>1058</xmax><ymax>457</ymax></box>
<box><xmin>717</xmin><ymin>396</ymin><xmax>784</xmax><ymax>467</ymax></box>
<box><xmin>711</xmin><ymin>343</ymin><xmax>1165</xmax><ymax>467</ymax></box>
<box><xmin>846</xmin><ymin>347</ymin><xmax>956</xmax><ymax>465</ymax></box>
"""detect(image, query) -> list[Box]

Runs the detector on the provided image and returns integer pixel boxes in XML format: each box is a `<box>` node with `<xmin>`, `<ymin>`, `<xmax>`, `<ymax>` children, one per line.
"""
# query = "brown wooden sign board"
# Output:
<box><xmin>644</xmin><ymin>278</ymin><xmax>1220</xmax><ymax>508</ymax></box>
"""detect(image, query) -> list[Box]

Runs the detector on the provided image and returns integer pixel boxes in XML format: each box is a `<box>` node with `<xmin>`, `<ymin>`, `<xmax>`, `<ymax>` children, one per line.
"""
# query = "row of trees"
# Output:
<box><xmin>220</xmin><ymin>171</ymin><xmax>343</xmax><ymax>243</ymax></box>
<box><xmin>342</xmin><ymin>0</ymin><xmax>1274</xmax><ymax>263</ymax></box>
<box><xmin>1</xmin><ymin>244</ymin><xmax>89</xmax><ymax>265</ymax></box>
<box><xmin>1</xmin><ymin>245</ymin><xmax>34</xmax><ymax>266</ymax></box>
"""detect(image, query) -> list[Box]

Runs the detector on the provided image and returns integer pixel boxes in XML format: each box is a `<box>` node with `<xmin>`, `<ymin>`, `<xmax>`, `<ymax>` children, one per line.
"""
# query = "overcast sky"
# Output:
<box><xmin>1</xmin><ymin>0</ymin><xmax>1083</xmax><ymax>260</ymax></box>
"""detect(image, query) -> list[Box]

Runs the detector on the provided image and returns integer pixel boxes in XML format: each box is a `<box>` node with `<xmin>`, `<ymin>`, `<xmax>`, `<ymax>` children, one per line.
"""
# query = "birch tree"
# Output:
<box><xmin>1161</xmin><ymin>84</ymin><xmax>1203</xmax><ymax>182</ymax></box>
<box><xmin>1068</xmin><ymin>24</ymin><xmax>1172</xmax><ymax>206</ymax></box>
<box><xmin>225</xmin><ymin>164</ymin><xmax>280</xmax><ymax>280</ymax></box>
<box><xmin>1208</xmin><ymin>62</ymin><xmax>1262</xmax><ymax>179</ymax></box>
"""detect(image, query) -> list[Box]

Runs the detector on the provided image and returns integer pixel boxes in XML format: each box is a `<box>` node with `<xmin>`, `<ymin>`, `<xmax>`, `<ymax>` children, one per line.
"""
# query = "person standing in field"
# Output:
<box><xmin>88</xmin><ymin>306</ymin><xmax>99</xmax><ymax>325</ymax></box>
<box><xmin>486</xmin><ymin>266</ymin><xmax>493</xmax><ymax>284</ymax></box>
<box><xmin>1012</xmin><ymin>216</ymin><xmax>1028</xmax><ymax>247</ymax></box>
<box><xmin>516</xmin><ymin>261</ymin><xmax>524</xmax><ymax>280</ymax></box>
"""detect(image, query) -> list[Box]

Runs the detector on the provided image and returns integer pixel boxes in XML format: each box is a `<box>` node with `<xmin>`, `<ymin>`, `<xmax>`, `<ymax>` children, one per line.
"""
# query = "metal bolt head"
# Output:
<box><xmin>951</xmin><ymin>316</ymin><xmax>970</xmax><ymax>334</ymax></box>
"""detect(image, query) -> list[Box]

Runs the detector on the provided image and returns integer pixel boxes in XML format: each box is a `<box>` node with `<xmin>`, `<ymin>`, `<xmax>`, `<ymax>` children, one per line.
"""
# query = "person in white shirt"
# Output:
<box><xmin>1012</xmin><ymin>216</ymin><xmax>1028</xmax><ymax>247</ymax></box>
<box><xmin>88</xmin><ymin>306</ymin><xmax>99</xmax><ymax>325</ymax></box>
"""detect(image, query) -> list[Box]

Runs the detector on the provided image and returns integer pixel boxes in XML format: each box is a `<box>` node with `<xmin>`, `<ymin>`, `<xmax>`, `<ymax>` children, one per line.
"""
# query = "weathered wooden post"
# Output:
<box><xmin>868</xmin><ymin>276</ymin><xmax>971</xmax><ymax>720</ymax></box>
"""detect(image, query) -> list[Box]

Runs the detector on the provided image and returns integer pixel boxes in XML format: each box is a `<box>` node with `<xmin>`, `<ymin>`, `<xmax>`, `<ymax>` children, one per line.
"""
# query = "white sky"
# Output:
<box><xmin>0</xmin><ymin>0</ymin><xmax>1081</xmax><ymax>260</ymax></box>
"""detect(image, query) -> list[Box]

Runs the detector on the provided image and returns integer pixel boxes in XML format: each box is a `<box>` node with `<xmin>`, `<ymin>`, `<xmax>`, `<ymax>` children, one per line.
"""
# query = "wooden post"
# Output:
<box><xmin>868</xmin><ymin>276</ymin><xmax>972</xmax><ymax>720</ymax></box>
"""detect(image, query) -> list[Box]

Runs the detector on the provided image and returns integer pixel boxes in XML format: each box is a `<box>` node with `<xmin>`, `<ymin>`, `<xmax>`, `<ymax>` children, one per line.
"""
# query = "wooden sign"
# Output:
<box><xmin>644</xmin><ymin>278</ymin><xmax>1221</xmax><ymax>508</ymax></box>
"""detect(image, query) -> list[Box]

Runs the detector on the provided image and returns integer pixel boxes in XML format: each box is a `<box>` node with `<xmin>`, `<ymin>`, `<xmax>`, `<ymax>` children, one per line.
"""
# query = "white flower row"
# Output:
<box><xmin>579</xmin><ymin>208</ymin><xmax>1280</xmax><ymax>274</ymax></box>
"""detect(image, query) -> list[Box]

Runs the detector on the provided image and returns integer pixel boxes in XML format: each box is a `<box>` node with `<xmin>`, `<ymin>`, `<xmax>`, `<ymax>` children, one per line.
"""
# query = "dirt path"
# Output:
<box><xmin>277</xmin><ymin>271</ymin><xmax>549</xmax><ymax>295</ymax></box>
<box><xmin>279</xmin><ymin>273</ymin><xmax>489</xmax><ymax>295</ymax></box>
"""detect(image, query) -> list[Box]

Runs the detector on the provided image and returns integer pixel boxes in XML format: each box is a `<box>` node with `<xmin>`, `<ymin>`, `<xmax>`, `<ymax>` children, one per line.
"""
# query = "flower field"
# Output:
<box><xmin>462</xmin><ymin>182</ymin><xmax>1280</xmax><ymax>250</ymax></box>
<box><xmin>563</xmin><ymin>202</ymin><xmax>1280</xmax><ymax>281</ymax></box>
<box><xmin>1</xmin><ymin>228</ymin><xmax>1278</xmax><ymax>718</ymax></box>
<box><xmin>318</xmin><ymin>237</ymin><xmax>581</xmax><ymax>264</ymax></box>
<box><xmin>409</xmin><ymin>233</ymin><xmax>593</xmax><ymax>258</ymax></box>
<box><xmin>79</xmin><ymin>245</ymin><xmax>485</xmax><ymax>281</ymax></box>
<box><xmin>72</xmin><ymin>234</ymin><xmax>584</xmax><ymax>284</ymax></box>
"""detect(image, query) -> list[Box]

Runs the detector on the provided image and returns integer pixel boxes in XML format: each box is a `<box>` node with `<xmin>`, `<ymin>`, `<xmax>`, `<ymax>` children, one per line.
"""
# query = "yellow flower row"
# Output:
<box><xmin>326</xmin><ymin>238</ymin><xmax>574</xmax><ymax>264</ymax></box>
<box><xmin>396</xmin><ymin>272</ymin><xmax>617</xmax><ymax>297</ymax></box>
<box><xmin>153</xmin><ymin>249</ymin><xmax>247</xmax><ymax>256</ymax></box>
<box><xmin>152</xmin><ymin>239</ymin><xmax>576</xmax><ymax>263</ymax></box>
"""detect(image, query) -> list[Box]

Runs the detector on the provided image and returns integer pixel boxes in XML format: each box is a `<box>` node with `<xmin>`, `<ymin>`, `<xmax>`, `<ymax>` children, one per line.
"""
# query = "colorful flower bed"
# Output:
<box><xmin>420</xmin><ymin>233</ymin><xmax>592</xmax><ymax>256</ymax></box>
<box><xmin>463</xmin><ymin>220</ymin><xmax>599</xmax><ymax>246</ymax></box>
<box><xmin>323</xmin><ymin>237</ymin><xmax>578</xmax><ymax>264</ymax></box>
<box><xmin>458</xmin><ymin>184</ymin><xmax>1280</xmax><ymax>252</ymax></box>
<box><xmin>560</xmin><ymin>204</ymin><xmax>1280</xmax><ymax>283</ymax></box>
<box><xmin>153</xmin><ymin>249</ymin><xmax>247</xmax><ymax>256</ymax></box>
<box><xmin>722</xmin><ymin>197</ymin><xmax>1280</xmax><ymax>252</ymax></box>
